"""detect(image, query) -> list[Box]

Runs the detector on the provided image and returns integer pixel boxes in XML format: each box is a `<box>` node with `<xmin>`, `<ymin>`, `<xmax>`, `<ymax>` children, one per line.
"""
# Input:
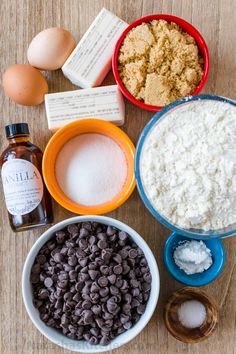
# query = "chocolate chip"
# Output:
<box><xmin>37</xmin><ymin>255</ymin><xmax>46</xmax><ymax>264</ymax></box>
<box><xmin>79</xmin><ymin>228</ymin><xmax>89</xmax><ymax>238</ymax></box>
<box><xmin>101</xmin><ymin>249</ymin><xmax>112</xmax><ymax>262</ymax></box>
<box><xmin>60</xmin><ymin>247</ymin><xmax>68</xmax><ymax>256</ymax></box>
<box><xmin>83</xmin><ymin>310</ymin><xmax>93</xmax><ymax>324</ymax></box>
<box><xmin>90</xmin><ymin>282</ymin><xmax>100</xmax><ymax>293</ymax></box>
<box><xmin>97</xmin><ymin>276</ymin><xmax>108</xmax><ymax>287</ymax></box>
<box><xmin>131</xmin><ymin>288</ymin><xmax>140</xmax><ymax>297</ymax></box>
<box><xmin>63</xmin><ymin>264</ymin><xmax>73</xmax><ymax>272</ymax></box>
<box><xmin>129</xmin><ymin>248</ymin><xmax>138</xmax><ymax>258</ymax></box>
<box><xmin>47</xmin><ymin>241</ymin><xmax>56</xmax><ymax>251</ymax></box>
<box><xmin>143</xmin><ymin>272</ymin><xmax>152</xmax><ymax>283</ymax></box>
<box><xmin>115</xmin><ymin>276</ymin><xmax>123</xmax><ymax>288</ymax></box>
<box><xmin>97</xmin><ymin>232</ymin><xmax>107</xmax><ymax>241</ymax></box>
<box><xmin>55</xmin><ymin>299</ymin><xmax>63</xmax><ymax>309</ymax></box>
<box><xmin>30</xmin><ymin>273</ymin><xmax>40</xmax><ymax>284</ymax></box>
<box><xmin>90</xmin><ymin>293</ymin><xmax>100</xmax><ymax>303</ymax></box>
<box><xmin>122</xmin><ymin>303</ymin><xmax>131</xmax><ymax>314</ymax></box>
<box><xmin>68</xmin><ymin>255</ymin><xmax>77</xmax><ymax>266</ymax></box>
<box><xmin>67</xmin><ymin>248</ymin><xmax>76</xmax><ymax>256</ymax></box>
<box><xmin>124</xmin><ymin>293</ymin><xmax>132</xmax><ymax>304</ymax></box>
<box><xmin>140</xmin><ymin>257</ymin><xmax>147</xmax><ymax>267</ymax></box>
<box><xmin>97</xmin><ymin>240</ymin><xmax>107</xmax><ymax>249</ymax></box>
<box><xmin>82</xmin><ymin>300</ymin><xmax>92</xmax><ymax>309</ymax></box>
<box><xmin>88</xmin><ymin>262</ymin><xmax>97</xmax><ymax>270</ymax></box>
<box><xmin>100</xmin><ymin>336</ymin><xmax>110</xmax><ymax>346</ymax></box>
<box><xmin>79</xmin><ymin>257</ymin><xmax>88</xmax><ymax>267</ymax></box>
<box><xmin>90</xmin><ymin>327</ymin><xmax>99</xmax><ymax>337</ymax></box>
<box><xmin>137</xmin><ymin>304</ymin><xmax>146</xmax><ymax>314</ymax></box>
<box><xmin>56</xmin><ymin>231</ymin><xmax>66</xmax><ymax>243</ymax></box>
<box><xmin>58</xmin><ymin>280</ymin><xmax>68</xmax><ymax>289</ymax></box>
<box><xmin>113</xmin><ymin>265</ymin><xmax>123</xmax><ymax>275</ymax></box>
<box><xmin>38</xmin><ymin>288</ymin><xmax>49</xmax><ymax>299</ymax></box>
<box><xmin>131</xmin><ymin>298</ymin><xmax>140</xmax><ymax>308</ymax></box>
<box><xmin>130</xmin><ymin>279</ymin><xmax>140</xmax><ymax>288</ymax></box>
<box><xmin>107</xmin><ymin>274</ymin><xmax>116</xmax><ymax>284</ymax></box>
<box><xmin>113</xmin><ymin>254</ymin><xmax>122</xmax><ymax>263</ymax></box>
<box><xmin>79</xmin><ymin>239</ymin><xmax>88</xmax><ymax>249</ymax></box>
<box><xmin>120</xmin><ymin>279</ymin><xmax>128</xmax><ymax>290</ymax></box>
<box><xmin>72</xmin><ymin>293</ymin><xmax>81</xmax><ymax>303</ymax></box>
<box><xmin>99</xmin><ymin>287</ymin><xmax>109</xmax><ymax>297</ymax></box>
<box><xmin>82</xmin><ymin>222</ymin><xmax>92</xmax><ymax>231</ymax></box>
<box><xmin>100</xmin><ymin>265</ymin><xmax>109</xmax><ymax>275</ymax></box>
<box><xmin>91</xmin><ymin>244</ymin><xmax>99</xmax><ymax>253</ymax></box>
<box><xmin>103</xmin><ymin>311</ymin><xmax>113</xmax><ymax>320</ymax></box>
<box><xmin>89</xmin><ymin>235</ymin><xmax>96</xmax><ymax>245</ymax></box>
<box><xmin>67</xmin><ymin>224</ymin><xmax>79</xmax><ymax>235</ymax></box>
<box><xmin>119</xmin><ymin>231</ymin><xmax>128</xmax><ymax>241</ymax></box>
<box><xmin>107</xmin><ymin>298</ymin><xmax>118</xmax><ymax>313</ymax></box>
<box><xmin>123</xmin><ymin>321</ymin><xmax>132</xmax><ymax>330</ymax></box>
<box><xmin>91</xmin><ymin>304</ymin><xmax>101</xmax><ymax>315</ymax></box>
<box><xmin>142</xmin><ymin>282</ymin><xmax>151</xmax><ymax>292</ymax></box>
<box><xmin>74</xmin><ymin>308</ymin><xmax>83</xmax><ymax>316</ymax></box>
<box><xmin>88</xmin><ymin>270</ymin><xmax>99</xmax><ymax>280</ymax></box>
<box><xmin>69</xmin><ymin>270</ymin><xmax>77</xmax><ymax>280</ymax></box>
<box><xmin>89</xmin><ymin>336</ymin><xmax>98</xmax><ymax>345</ymax></box>
<box><xmin>120</xmin><ymin>313</ymin><xmax>130</xmax><ymax>324</ymax></box>
<box><xmin>32</xmin><ymin>263</ymin><xmax>41</xmax><ymax>274</ymax></box>
<box><xmin>44</xmin><ymin>277</ymin><xmax>53</xmax><ymax>288</ymax></box>
<box><xmin>75</xmin><ymin>281</ymin><xmax>84</xmax><ymax>292</ymax></box>
<box><xmin>110</xmin><ymin>285</ymin><xmax>119</xmax><ymax>295</ymax></box>
<box><xmin>64</xmin><ymin>292</ymin><xmax>73</xmax><ymax>301</ymax></box>
<box><xmin>106</xmin><ymin>226</ymin><xmax>116</xmax><ymax>236</ymax></box>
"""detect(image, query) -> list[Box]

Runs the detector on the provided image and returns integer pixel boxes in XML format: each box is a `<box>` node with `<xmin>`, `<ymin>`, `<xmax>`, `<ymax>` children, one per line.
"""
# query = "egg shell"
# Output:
<box><xmin>2</xmin><ymin>64</ymin><xmax>48</xmax><ymax>106</ymax></box>
<box><xmin>27</xmin><ymin>27</ymin><xmax>76</xmax><ymax>70</ymax></box>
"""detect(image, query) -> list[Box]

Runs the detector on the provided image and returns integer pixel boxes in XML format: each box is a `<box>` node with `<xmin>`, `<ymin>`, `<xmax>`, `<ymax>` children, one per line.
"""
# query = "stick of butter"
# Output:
<box><xmin>45</xmin><ymin>85</ymin><xmax>125</xmax><ymax>132</ymax></box>
<box><xmin>62</xmin><ymin>8</ymin><xmax>128</xmax><ymax>88</ymax></box>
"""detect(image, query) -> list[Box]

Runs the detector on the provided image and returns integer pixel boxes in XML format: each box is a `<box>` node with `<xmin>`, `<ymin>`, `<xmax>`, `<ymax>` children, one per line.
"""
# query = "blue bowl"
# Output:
<box><xmin>164</xmin><ymin>232</ymin><xmax>226</xmax><ymax>286</ymax></box>
<box><xmin>135</xmin><ymin>94</ymin><xmax>236</xmax><ymax>239</ymax></box>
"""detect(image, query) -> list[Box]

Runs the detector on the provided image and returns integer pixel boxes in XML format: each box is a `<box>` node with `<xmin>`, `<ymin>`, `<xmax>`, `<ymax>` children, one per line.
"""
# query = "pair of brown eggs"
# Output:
<box><xmin>2</xmin><ymin>28</ymin><xmax>76</xmax><ymax>106</ymax></box>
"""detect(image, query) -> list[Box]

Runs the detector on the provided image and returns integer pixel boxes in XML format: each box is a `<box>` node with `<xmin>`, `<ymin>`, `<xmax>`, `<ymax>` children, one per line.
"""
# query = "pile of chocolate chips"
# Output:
<box><xmin>31</xmin><ymin>222</ymin><xmax>152</xmax><ymax>346</ymax></box>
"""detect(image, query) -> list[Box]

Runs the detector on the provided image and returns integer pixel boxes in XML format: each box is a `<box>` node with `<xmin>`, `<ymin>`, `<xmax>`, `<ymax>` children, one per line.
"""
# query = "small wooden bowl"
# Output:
<box><xmin>164</xmin><ymin>287</ymin><xmax>219</xmax><ymax>343</ymax></box>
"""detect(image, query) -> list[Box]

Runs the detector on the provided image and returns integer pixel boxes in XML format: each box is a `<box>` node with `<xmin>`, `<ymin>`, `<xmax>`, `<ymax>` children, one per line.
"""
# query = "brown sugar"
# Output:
<box><xmin>118</xmin><ymin>20</ymin><xmax>203</xmax><ymax>106</ymax></box>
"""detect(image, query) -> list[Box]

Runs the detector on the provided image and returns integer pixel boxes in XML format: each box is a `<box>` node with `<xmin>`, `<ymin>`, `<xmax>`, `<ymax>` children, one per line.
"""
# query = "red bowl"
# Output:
<box><xmin>112</xmin><ymin>14</ymin><xmax>210</xmax><ymax>112</ymax></box>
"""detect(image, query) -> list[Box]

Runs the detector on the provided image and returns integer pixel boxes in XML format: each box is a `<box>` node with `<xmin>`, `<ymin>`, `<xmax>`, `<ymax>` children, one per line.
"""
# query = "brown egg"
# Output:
<box><xmin>27</xmin><ymin>27</ymin><xmax>76</xmax><ymax>70</ymax></box>
<box><xmin>2</xmin><ymin>64</ymin><xmax>48</xmax><ymax>106</ymax></box>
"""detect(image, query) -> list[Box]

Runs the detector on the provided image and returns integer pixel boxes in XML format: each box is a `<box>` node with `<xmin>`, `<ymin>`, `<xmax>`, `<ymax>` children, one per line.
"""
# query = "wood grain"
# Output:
<box><xmin>0</xmin><ymin>0</ymin><xmax>236</xmax><ymax>353</ymax></box>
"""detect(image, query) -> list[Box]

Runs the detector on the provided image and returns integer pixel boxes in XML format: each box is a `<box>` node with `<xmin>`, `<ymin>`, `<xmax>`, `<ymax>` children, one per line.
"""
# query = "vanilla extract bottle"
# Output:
<box><xmin>0</xmin><ymin>123</ymin><xmax>53</xmax><ymax>232</ymax></box>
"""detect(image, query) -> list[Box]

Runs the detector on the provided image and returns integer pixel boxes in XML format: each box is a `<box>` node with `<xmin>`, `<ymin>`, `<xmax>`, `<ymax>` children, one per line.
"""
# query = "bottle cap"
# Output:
<box><xmin>5</xmin><ymin>123</ymin><xmax>30</xmax><ymax>138</ymax></box>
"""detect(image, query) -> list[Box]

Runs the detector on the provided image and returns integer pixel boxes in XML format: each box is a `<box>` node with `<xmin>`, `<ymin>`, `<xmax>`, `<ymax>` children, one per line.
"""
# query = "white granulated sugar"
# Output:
<box><xmin>55</xmin><ymin>133</ymin><xmax>127</xmax><ymax>206</ymax></box>
<box><xmin>141</xmin><ymin>100</ymin><xmax>236</xmax><ymax>230</ymax></box>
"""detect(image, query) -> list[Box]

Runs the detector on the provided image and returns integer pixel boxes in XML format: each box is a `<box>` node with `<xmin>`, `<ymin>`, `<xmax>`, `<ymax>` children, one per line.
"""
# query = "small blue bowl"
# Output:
<box><xmin>164</xmin><ymin>232</ymin><xmax>226</xmax><ymax>286</ymax></box>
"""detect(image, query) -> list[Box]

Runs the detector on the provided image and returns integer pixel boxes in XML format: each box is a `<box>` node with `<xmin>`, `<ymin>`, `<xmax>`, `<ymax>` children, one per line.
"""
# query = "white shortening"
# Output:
<box><xmin>141</xmin><ymin>99</ymin><xmax>236</xmax><ymax>231</ymax></box>
<box><xmin>62</xmin><ymin>8</ymin><xmax>128</xmax><ymax>88</ymax></box>
<box><xmin>45</xmin><ymin>85</ymin><xmax>125</xmax><ymax>132</ymax></box>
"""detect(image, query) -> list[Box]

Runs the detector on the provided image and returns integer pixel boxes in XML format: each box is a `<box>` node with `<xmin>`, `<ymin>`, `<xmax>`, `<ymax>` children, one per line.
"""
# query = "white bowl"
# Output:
<box><xmin>22</xmin><ymin>215</ymin><xmax>160</xmax><ymax>353</ymax></box>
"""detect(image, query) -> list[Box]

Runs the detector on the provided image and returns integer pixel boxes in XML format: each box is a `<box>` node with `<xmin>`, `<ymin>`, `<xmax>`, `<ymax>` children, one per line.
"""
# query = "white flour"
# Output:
<box><xmin>141</xmin><ymin>100</ymin><xmax>236</xmax><ymax>230</ymax></box>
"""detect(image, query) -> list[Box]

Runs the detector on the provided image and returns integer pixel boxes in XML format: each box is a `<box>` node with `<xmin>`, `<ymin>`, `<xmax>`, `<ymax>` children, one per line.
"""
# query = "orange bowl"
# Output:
<box><xmin>42</xmin><ymin>119</ymin><xmax>135</xmax><ymax>214</ymax></box>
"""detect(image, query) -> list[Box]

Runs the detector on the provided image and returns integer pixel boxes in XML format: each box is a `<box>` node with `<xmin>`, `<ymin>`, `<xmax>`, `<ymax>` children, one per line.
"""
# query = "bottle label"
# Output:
<box><xmin>1</xmin><ymin>158</ymin><xmax>44</xmax><ymax>216</ymax></box>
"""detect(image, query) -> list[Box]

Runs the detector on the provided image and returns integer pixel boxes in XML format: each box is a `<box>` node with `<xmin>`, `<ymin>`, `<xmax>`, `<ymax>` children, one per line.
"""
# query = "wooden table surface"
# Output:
<box><xmin>0</xmin><ymin>0</ymin><xmax>236</xmax><ymax>353</ymax></box>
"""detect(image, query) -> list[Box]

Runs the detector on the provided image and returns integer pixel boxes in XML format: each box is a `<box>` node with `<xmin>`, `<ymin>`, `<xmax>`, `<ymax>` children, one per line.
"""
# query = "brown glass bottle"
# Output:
<box><xmin>0</xmin><ymin>123</ymin><xmax>53</xmax><ymax>232</ymax></box>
